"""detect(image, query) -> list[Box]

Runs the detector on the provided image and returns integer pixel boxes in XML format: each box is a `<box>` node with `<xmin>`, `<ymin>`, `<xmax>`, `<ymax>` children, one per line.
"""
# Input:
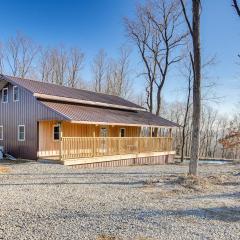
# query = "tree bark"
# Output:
<box><xmin>189</xmin><ymin>0</ymin><xmax>201</xmax><ymax>176</ymax></box>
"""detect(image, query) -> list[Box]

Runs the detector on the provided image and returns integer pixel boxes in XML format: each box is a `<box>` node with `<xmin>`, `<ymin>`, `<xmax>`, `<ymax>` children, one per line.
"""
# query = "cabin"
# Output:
<box><xmin>0</xmin><ymin>74</ymin><xmax>178</xmax><ymax>167</ymax></box>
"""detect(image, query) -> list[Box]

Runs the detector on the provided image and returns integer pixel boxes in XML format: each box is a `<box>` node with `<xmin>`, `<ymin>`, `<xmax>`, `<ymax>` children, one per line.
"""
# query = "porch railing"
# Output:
<box><xmin>60</xmin><ymin>137</ymin><xmax>173</xmax><ymax>160</ymax></box>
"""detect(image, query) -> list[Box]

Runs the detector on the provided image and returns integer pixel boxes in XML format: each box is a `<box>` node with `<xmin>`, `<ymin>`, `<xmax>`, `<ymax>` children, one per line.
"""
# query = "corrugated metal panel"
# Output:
<box><xmin>1</xmin><ymin>75</ymin><xmax>143</xmax><ymax>110</ymax></box>
<box><xmin>0</xmin><ymin>82</ymin><xmax>66</xmax><ymax>159</ymax></box>
<box><xmin>40</xmin><ymin>101</ymin><xmax>179</xmax><ymax>127</ymax></box>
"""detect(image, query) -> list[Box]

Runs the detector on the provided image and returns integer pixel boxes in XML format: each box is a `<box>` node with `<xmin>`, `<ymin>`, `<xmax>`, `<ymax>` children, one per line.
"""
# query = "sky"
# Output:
<box><xmin>0</xmin><ymin>0</ymin><xmax>239</xmax><ymax>114</ymax></box>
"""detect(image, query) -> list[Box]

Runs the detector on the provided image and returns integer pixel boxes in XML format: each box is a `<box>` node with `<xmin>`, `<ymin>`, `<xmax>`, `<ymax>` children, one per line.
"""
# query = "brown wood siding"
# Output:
<box><xmin>38</xmin><ymin>121</ymin><xmax>141</xmax><ymax>157</ymax></box>
<box><xmin>0</xmin><ymin>82</ymin><xmax>66</xmax><ymax>159</ymax></box>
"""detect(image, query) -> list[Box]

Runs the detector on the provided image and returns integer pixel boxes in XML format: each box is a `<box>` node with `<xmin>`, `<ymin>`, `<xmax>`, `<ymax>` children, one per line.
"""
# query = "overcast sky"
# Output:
<box><xmin>0</xmin><ymin>0</ymin><xmax>239</xmax><ymax>114</ymax></box>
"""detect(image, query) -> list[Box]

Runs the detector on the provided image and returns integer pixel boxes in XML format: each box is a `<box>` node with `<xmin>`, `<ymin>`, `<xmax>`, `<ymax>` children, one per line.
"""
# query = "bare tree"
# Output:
<box><xmin>125</xmin><ymin>0</ymin><xmax>187</xmax><ymax>115</ymax></box>
<box><xmin>117</xmin><ymin>46</ymin><xmax>131</xmax><ymax>97</ymax></box>
<box><xmin>55</xmin><ymin>47</ymin><xmax>68</xmax><ymax>85</ymax></box>
<box><xmin>181</xmin><ymin>58</ymin><xmax>192</xmax><ymax>162</ymax></box>
<box><xmin>180</xmin><ymin>0</ymin><xmax>201</xmax><ymax>176</ymax></box>
<box><xmin>41</xmin><ymin>47</ymin><xmax>68</xmax><ymax>85</ymax></box>
<box><xmin>125</xmin><ymin>5</ymin><xmax>155</xmax><ymax>112</ymax></box>
<box><xmin>67</xmin><ymin>48</ymin><xmax>84</xmax><ymax>88</ymax></box>
<box><xmin>38</xmin><ymin>48</ymin><xmax>53</xmax><ymax>82</ymax></box>
<box><xmin>107</xmin><ymin>46</ymin><xmax>132</xmax><ymax>98</ymax></box>
<box><xmin>6</xmin><ymin>33</ymin><xmax>39</xmax><ymax>78</ymax></box>
<box><xmin>92</xmin><ymin>49</ymin><xmax>107</xmax><ymax>93</ymax></box>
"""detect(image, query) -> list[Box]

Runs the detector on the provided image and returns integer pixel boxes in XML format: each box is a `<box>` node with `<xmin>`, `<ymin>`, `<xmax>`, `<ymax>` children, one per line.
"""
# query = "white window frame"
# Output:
<box><xmin>2</xmin><ymin>88</ymin><xmax>8</xmax><ymax>103</ymax></box>
<box><xmin>0</xmin><ymin>125</ymin><xmax>3</xmax><ymax>140</ymax></box>
<box><xmin>120</xmin><ymin>128</ymin><xmax>126</xmax><ymax>137</ymax></box>
<box><xmin>13</xmin><ymin>86</ymin><xmax>19</xmax><ymax>102</ymax></box>
<box><xmin>18</xmin><ymin>125</ymin><xmax>25</xmax><ymax>141</ymax></box>
<box><xmin>53</xmin><ymin>124</ymin><xmax>60</xmax><ymax>141</ymax></box>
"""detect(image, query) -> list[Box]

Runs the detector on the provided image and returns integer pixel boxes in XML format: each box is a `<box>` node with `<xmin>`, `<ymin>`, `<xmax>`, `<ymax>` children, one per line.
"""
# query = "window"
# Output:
<box><xmin>120</xmin><ymin>128</ymin><xmax>125</xmax><ymax>137</ymax></box>
<box><xmin>2</xmin><ymin>88</ymin><xmax>8</xmax><ymax>103</ymax></box>
<box><xmin>18</xmin><ymin>125</ymin><xmax>25</xmax><ymax>141</ymax></box>
<box><xmin>53</xmin><ymin>125</ymin><xmax>60</xmax><ymax>140</ymax></box>
<box><xmin>0</xmin><ymin>126</ymin><xmax>3</xmax><ymax>140</ymax></box>
<box><xmin>13</xmin><ymin>86</ymin><xmax>19</xmax><ymax>102</ymax></box>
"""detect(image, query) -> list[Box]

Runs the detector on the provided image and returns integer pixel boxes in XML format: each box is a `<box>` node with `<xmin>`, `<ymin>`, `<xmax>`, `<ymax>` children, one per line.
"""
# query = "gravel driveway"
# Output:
<box><xmin>0</xmin><ymin>161</ymin><xmax>239</xmax><ymax>240</ymax></box>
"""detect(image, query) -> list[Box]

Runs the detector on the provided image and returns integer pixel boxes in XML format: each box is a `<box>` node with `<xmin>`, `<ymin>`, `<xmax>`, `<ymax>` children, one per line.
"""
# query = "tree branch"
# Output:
<box><xmin>180</xmin><ymin>0</ymin><xmax>193</xmax><ymax>37</ymax></box>
<box><xmin>233</xmin><ymin>0</ymin><xmax>240</xmax><ymax>16</ymax></box>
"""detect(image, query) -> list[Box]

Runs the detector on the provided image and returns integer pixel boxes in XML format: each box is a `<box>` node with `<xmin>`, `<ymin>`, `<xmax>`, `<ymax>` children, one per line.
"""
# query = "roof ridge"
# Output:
<box><xmin>2</xmin><ymin>74</ymin><xmax>131</xmax><ymax>100</ymax></box>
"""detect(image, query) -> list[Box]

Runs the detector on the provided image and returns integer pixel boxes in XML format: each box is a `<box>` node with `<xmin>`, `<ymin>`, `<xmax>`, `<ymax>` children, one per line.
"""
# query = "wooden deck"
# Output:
<box><xmin>37</xmin><ymin>121</ymin><xmax>175</xmax><ymax>166</ymax></box>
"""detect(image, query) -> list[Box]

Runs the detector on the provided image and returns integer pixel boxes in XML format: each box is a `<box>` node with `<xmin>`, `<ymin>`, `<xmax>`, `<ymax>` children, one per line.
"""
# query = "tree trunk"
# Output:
<box><xmin>189</xmin><ymin>0</ymin><xmax>201</xmax><ymax>176</ymax></box>
<box><xmin>181</xmin><ymin>70</ymin><xmax>191</xmax><ymax>162</ymax></box>
<box><xmin>156</xmin><ymin>86</ymin><xmax>162</xmax><ymax>116</ymax></box>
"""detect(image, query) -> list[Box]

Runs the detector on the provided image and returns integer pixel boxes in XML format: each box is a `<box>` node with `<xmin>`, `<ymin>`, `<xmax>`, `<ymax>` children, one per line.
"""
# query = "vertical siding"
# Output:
<box><xmin>0</xmin><ymin>82</ymin><xmax>66</xmax><ymax>159</ymax></box>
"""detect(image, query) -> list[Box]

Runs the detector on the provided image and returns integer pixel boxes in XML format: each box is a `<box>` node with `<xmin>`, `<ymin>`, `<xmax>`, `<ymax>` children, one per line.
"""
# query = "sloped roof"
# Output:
<box><xmin>0</xmin><ymin>75</ymin><xmax>144</xmax><ymax>111</ymax></box>
<box><xmin>40</xmin><ymin>101</ymin><xmax>179</xmax><ymax>127</ymax></box>
<box><xmin>0</xmin><ymin>74</ymin><xmax>179</xmax><ymax>127</ymax></box>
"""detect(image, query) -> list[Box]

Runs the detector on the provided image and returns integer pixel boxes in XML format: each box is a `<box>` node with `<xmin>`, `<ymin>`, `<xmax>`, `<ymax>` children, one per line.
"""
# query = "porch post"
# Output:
<box><xmin>93</xmin><ymin>128</ymin><xmax>96</xmax><ymax>157</ymax></box>
<box><xmin>169</xmin><ymin>128</ymin><xmax>173</xmax><ymax>151</ymax></box>
<box><xmin>59</xmin><ymin>122</ymin><xmax>63</xmax><ymax>161</ymax></box>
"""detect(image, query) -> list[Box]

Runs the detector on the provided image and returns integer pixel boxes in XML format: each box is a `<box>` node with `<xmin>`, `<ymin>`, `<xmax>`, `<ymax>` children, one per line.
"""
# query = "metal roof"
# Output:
<box><xmin>1</xmin><ymin>75</ymin><xmax>144</xmax><ymax>110</ymax></box>
<box><xmin>0</xmin><ymin>74</ymin><xmax>179</xmax><ymax>127</ymax></box>
<box><xmin>40</xmin><ymin>101</ymin><xmax>179</xmax><ymax>127</ymax></box>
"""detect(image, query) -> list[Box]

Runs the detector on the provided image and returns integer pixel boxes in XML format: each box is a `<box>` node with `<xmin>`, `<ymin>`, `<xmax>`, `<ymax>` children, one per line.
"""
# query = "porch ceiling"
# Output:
<box><xmin>40</xmin><ymin>101</ymin><xmax>179</xmax><ymax>128</ymax></box>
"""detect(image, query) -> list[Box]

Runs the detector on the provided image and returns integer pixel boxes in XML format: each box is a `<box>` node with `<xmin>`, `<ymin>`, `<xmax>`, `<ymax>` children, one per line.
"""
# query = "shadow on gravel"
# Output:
<box><xmin>185</xmin><ymin>192</ymin><xmax>240</xmax><ymax>200</ymax></box>
<box><xmin>165</xmin><ymin>206</ymin><xmax>240</xmax><ymax>222</ymax></box>
<box><xmin>3</xmin><ymin>172</ymin><xmax>167</xmax><ymax>176</ymax></box>
<box><xmin>0</xmin><ymin>180</ymin><xmax>146</xmax><ymax>186</ymax></box>
<box><xmin>127</xmin><ymin>206</ymin><xmax>240</xmax><ymax>223</ymax></box>
<box><xmin>0</xmin><ymin>160</ymin><xmax>31</xmax><ymax>165</ymax></box>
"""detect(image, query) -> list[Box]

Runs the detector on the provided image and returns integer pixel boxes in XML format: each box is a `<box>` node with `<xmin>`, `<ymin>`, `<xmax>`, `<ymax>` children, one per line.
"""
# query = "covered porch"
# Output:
<box><xmin>37</xmin><ymin>120</ymin><xmax>175</xmax><ymax>165</ymax></box>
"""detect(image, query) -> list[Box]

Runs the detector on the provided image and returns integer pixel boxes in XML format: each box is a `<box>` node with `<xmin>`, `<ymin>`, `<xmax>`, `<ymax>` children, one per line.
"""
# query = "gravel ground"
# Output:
<box><xmin>0</xmin><ymin>161</ymin><xmax>239</xmax><ymax>240</ymax></box>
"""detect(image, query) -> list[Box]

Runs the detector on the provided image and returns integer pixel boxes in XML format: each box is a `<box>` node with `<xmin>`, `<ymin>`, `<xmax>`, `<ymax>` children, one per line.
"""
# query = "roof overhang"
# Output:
<box><xmin>69</xmin><ymin>120</ymin><xmax>176</xmax><ymax>128</ymax></box>
<box><xmin>38</xmin><ymin>119</ymin><xmax>176</xmax><ymax>128</ymax></box>
<box><xmin>0</xmin><ymin>79</ymin><xmax>8</xmax><ymax>90</ymax></box>
<box><xmin>34</xmin><ymin>93</ymin><xmax>145</xmax><ymax>112</ymax></box>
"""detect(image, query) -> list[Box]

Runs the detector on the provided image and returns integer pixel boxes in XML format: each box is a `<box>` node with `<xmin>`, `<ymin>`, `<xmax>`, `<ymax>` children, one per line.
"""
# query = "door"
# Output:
<box><xmin>100</xmin><ymin>127</ymin><xmax>108</xmax><ymax>153</ymax></box>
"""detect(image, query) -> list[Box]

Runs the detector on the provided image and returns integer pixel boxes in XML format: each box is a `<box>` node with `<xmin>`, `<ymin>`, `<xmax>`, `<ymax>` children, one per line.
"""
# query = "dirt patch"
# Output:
<box><xmin>97</xmin><ymin>235</ymin><xmax>120</xmax><ymax>240</ymax></box>
<box><xmin>0</xmin><ymin>166</ymin><xmax>10</xmax><ymax>173</ymax></box>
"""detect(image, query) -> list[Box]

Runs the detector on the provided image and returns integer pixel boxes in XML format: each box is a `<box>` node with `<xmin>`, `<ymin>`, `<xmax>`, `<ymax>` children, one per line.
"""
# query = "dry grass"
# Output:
<box><xmin>232</xmin><ymin>159</ymin><xmax>240</xmax><ymax>165</ymax></box>
<box><xmin>0</xmin><ymin>166</ymin><xmax>10</xmax><ymax>174</ymax></box>
<box><xmin>142</xmin><ymin>170</ymin><xmax>239</xmax><ymax>198</ymax></box>
<box><xmin>143</xmin><ymin>178</ymin><xmax>160</xmax><ymax>187</ymax></box>
<box><xmin>97</xmin><ymin>234</ymin><xmax>122</xmax><ymax>240</ymax></box>
<box><xmin>174</xmin><ymin>175</ymin><xmax>211</xmax><ymax>191</ymax></box>
<box><xmin>173</xmin><ymin>174</ymin><xmax>235</xmax><ymax>191</ymax></box>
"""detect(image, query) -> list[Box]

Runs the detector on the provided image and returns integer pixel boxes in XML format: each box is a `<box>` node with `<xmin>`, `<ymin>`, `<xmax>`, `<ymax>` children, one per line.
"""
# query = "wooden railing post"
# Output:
<box><xmin>59</xmin><ymin>122</ymin><xmax>63</xmax><ymax>161</ymax></box>
<box><xmin>93</xmin><ymin>130</ymin><xmax>96</xmax><ymax>157</ymax></box>
<box><xmin>118</xmin><ymin>138</ymin><xmax>120</xmax><ymax>155</ymax></box>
